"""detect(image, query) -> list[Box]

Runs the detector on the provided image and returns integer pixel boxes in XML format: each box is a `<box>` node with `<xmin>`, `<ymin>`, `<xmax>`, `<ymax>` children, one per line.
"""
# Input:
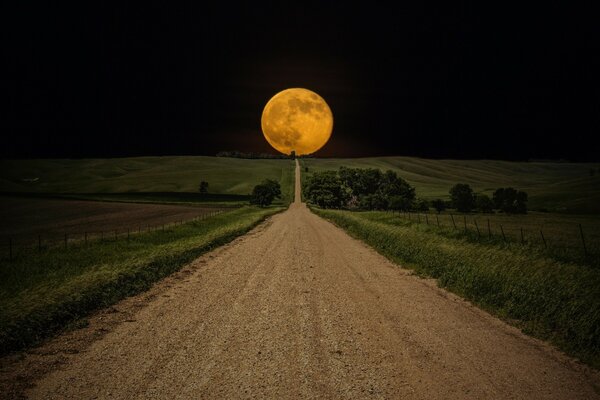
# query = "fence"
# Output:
<box><xmin>2</xmin><ymin>209</ymin><xmax>223</xmax><ymax>262</ymax></box>
<box><xmin>391</xmin><ymin>210</ymin><xmax>598</xmax><ymax>263</ymax></box>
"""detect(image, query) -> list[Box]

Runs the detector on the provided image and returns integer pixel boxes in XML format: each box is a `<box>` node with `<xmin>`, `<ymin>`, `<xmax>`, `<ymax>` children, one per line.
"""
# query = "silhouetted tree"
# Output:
<box><xmin>250</xmin><ymin>179</ymin><xmax>281</xmax><ymax>207</ymax></box>
<box><xmin>431</xmin><ymin>199</ymin><xmax>446</xmax><ymax>213</ymax></box>
<box><xmin>476</xmin><ymin>194</ymin><xmax>494</xmax><ymax>213</ymax></box>
<box><xmin>199</xmin><ymin>181</ymin><xmax>209</xmax><ymax>194</ymax></box>
<box><xmin>413</xmin><ymin>198</ymin><xmax>429</xmax><ymax>212</ymax></box>
<box><xmin>450</xmin><ymin>184</ymin><xmax>476</xmax><ymax>212</ymax></box>
<box><xmin>493</xmin><ymin>187</ymin><xmax>528</xmax><ymax>214</ymax></box>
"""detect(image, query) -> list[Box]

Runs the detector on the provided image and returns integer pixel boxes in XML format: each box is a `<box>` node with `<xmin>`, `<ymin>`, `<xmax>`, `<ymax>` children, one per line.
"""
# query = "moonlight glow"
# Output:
<box><xmin>261</xmin><ymin>88</ymin><xmax>333</xmax><ymax>155</ymax></box>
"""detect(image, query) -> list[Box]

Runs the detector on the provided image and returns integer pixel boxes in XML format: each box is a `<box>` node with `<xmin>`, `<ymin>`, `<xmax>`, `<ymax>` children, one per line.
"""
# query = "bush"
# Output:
<box><xmin>493</xmin><ymin>187</ymin><xmax>528</xmax><ymax>214</ymax></box>
<box><xmin>199</xmin><ymin>181</ymin><xmax>209</xmax><ymax>194</ymax></box>
<box><xmin>476</xmin><ymin>194</ymin><xmax>494</xmax><ymax>213</ymax></box>
<box><xmin>250</xmin><ymin>179</ymin><xmax>281</xmax><ymax>207</ymax></box>
<box><xmin>413</xmin><ymin>198</ymin><xmax>429</xmax><ymax>212</ymax></box>
<box><xmin>449</xmin><ymin>183</ymin><xmax>476</xmax><ymax>212</ymax></box>
<box><xmin>304</xmin><ymin>171</ymin><xmax>349</xmax><ymax>208</ymax></box>
<box><xmin>431</xmin><ymin>199</ymin><xmax>446</xmax><ymax>213</ymax></box>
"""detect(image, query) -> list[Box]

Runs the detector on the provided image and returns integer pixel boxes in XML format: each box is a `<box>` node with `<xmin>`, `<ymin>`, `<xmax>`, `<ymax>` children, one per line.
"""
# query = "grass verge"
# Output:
<box><xmin>312</xmin><ymin>208</ymin><xmax>600</xmax><ymax>369</ymax></box>
<box><xmin>0</xmin><ymin>205</ymin><xmax>283</xmax><ymax>355</ymax></box>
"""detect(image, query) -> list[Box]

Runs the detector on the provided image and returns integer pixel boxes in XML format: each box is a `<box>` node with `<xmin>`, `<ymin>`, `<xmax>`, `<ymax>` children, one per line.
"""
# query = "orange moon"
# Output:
<box><xmin>261</xmin><ymin>88</ymin><xmax>333</xmax><ymax>155</ymax></box>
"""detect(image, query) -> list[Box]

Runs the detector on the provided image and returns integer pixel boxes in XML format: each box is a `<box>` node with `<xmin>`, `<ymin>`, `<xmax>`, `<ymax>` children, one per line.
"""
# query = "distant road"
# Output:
<box><xmin>23</xmin><ymin>159</ymin><xmax>600</xmax><ymax>399</ymax></box>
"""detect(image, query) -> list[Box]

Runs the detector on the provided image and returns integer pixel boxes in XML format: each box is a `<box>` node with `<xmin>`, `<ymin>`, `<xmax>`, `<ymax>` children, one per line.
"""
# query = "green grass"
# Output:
<box><xmin>0</xmin><ymin>156</ymin><xmax>295</xmax><ymax>205</ymax></box>
<box><xmin>301</xmin><ymin>157</ymin><xmax>600</xmax><ymax>213</ymax></box>
<box><xmin>0</xmin><ymin>206</ymin><xmax>283</xmax><ymax>355</ymax></box>
<box><xmin>390</xmin><ymin>211</ymin><xmax>600</xmax><ymax>267</ymax></box>
<box><xmin>312</xmin><ymin>208</ymin><xmax>600</xmax><ymax>369</ymax></box>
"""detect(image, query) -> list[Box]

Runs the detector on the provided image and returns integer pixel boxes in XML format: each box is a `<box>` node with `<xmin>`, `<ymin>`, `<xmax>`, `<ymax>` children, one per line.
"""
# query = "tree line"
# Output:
<box><xmin>304</xmin><ymin>167</ymin><xmax>528</xmax><ymax>214</ymax></box>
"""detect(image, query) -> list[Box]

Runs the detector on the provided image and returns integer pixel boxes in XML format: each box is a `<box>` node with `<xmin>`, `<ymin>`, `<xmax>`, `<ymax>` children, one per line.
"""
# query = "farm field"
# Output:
<box><xmin>0</xmin><ymin>205</ymin><xmax>284</xmax><ymax>355</ymax></box>
<box><xmin>0</xmin><ymin>196</ymin><xmax>226</xmax><ymax>251</ymax></box>
<box><xmin>0</xmin><ymin>156</ymin><xmax>295</xmax><ymax>205</ymax></box>
<box><xmin>301</xmin><ymin>157</ymin><xmax>600</xmax><ymax>214</ymax></box>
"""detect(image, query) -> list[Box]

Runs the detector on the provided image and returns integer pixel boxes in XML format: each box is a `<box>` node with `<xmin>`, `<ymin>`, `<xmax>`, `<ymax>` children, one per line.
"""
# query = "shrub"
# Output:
<box><xmin>476</xmin><ymin>194</ymin><xmax>494</xmax><ymax>213</ymax></box>
<box><xmin>431</xmin><ymin>199</ymin><xmax>446</xmax><ymax>213</ymax></box>
<box><xmin>250</xmin><ymin>179</ymin><xmax>281</xmax><ymax>207</ymax></box>
<box><xmin>493</xmin><ymin>187</ymin><xmax>528</xmax><ymax>214</ymax></box>
<box><xmin>449</xmin><ymin>183</ymin><xmax>476</xmax><ymax>212</ymax></box>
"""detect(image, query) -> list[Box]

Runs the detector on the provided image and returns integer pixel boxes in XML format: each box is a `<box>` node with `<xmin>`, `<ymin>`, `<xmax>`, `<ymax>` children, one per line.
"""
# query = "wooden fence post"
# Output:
<box><xmin>579</xmin><ymin>224</ymin><xmax>588</xmax><ymax>257</ymax></box>
<box><xmin>474</xmin><ymin>219</ymin><xmax>481</xmax><ymax>238</ymax></box>
<box><xmin>425</xmin><ymin>214</ymin><xmax>429</xmax><ymax>225</ymax></box>
<box><xmin>450</xmin><ymin>214</ymin><xmax>457</xmax><ymax>229</ymax></box>
<box><xmin>417</xmin><ymin>214</ymin><xmax>421</xmax><ymax>224</ymax></box>
<box><xmin>85</xmin><ymin>232</ymin><xmax>88</xmax><ymax>245</ymax></box>
<box><xmin>487</xmin><ymin>218</ymin><xmax>491</xmax><ymax>239</ymax></box>
<box><xmin>520</xmin><ymin>228</ymin><xmax>525</xmax><ymax>245</ymax></box>
<box><xmin>540</xmin><ymin>230</ymin><xmax>547</xmax><ymax>248</ymax></box>
<box><xmin>436</xmin><ymin>214</ymin><xmax>440</xmax><ymax>228</ymax></box>
<box><xmin>463</xmin><ymin>215</ymin><xmax>467</xmax><ymax>233</ymax></box>
<box><xmin>500</xmin><ymin>224</ymin><xmax>506</xmax><ymax>242</ymax></box>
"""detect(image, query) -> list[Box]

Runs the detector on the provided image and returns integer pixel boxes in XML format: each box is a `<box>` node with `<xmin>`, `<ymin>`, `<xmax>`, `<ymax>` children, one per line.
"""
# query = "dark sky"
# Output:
<box><xmin>3</xmin><ymin>3</ymin><xmax>599</xmax><ymax>160</ymax></box>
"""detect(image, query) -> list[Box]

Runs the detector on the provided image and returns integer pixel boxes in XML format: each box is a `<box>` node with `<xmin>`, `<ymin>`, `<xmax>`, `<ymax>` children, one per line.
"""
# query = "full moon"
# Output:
<box><xmin>261</xmin><ymin>88</ymin><xmax>333</xmax><ymax>155</ymax></box>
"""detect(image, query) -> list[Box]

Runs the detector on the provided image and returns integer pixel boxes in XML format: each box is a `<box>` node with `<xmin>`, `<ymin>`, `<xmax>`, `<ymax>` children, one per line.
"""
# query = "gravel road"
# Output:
<box><xmin>17</xmin><ymin>161</ymin><xmax>600</xmax><ymax>399</ymax></box>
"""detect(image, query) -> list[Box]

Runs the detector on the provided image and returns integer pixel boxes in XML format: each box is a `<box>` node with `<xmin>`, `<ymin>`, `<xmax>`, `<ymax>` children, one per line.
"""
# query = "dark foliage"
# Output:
<box><xmin>304</xmin><ymin>171</ymin><xmax>349</xmax><ymax>208</ymax></box>
<box><xmin>250</xmin><ymin>179</ymin><xmax>281</xmax><ymax>207</ymax></box>
<box><xmin>449</xmin><ymin>184</ymin><xmax>476</xmax><ymax>212</ymax></box>
<box><xmin>306</xmin><ymin>167</ymin><xmax>416</xmax><ymax>210</ymax></box>
<box><xmin>199</xmin><ymin>181</ymin><xmax>209</xmax><ymax>194</ymax></box>
<box><xmin>493</xmin><ymin>187</ymin><xmax>528</xmax><ymax>214</ymax></box>
<box><xmin>476</xmin><ymin>194</ymin><xmax>494</xmax><ymax>213</ymax></box>
<box><xmin>431</xmin><ymin>199</ymin><xmax>447</xmax><ymax>213</ymax></box>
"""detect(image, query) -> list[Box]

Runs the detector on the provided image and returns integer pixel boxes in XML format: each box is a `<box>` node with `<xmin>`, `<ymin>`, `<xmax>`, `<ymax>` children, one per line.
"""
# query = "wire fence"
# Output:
<box><xmin>2</xmin><ymin>209</ymin><xmax>224</xmax><ymax>262</ymax></box>
<box><xmin>390</xmin><ymin>211</ymin><xmax>598</xmax><ymax>264</ymax></box>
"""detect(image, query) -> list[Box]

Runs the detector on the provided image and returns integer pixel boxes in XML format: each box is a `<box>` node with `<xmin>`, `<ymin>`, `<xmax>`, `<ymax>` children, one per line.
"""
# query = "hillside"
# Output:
<box><xmin>302</xmin><ymin>157</ymin><xmax>600</xmax><ymax>214</ymax></box>
<box><xmin>0</xmin><ymin>156</ymin><xmax>295</xmax><ymax>204</ymax></box>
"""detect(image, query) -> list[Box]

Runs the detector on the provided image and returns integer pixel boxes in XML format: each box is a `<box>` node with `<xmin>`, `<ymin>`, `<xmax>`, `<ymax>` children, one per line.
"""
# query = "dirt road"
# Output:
<box><xmin>16</xmin><ymin>161</ymin><xmax>600</xmax><ymax>398</ymax></box>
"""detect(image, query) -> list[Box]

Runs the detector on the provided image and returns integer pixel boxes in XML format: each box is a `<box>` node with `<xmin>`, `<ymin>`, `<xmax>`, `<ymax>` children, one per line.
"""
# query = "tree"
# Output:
<box><xmin>199</xmin><ymin>181</ymin><xmax>209</xmax><ymax>194</ymax></box>
<box><xmin>431</xmin><ymin>199</ymin><xmax>446</xmax><ymax>213</ymax></box>
<box><xmin>388</xmin><ymin>196</ymin><xmax>413</xmax><ymax>212</ymax></box>
<box><xmin>493</xmin><ymin>187</ymin><xmax>528</xmax><ymax>214</ymax></box>
<box><xmin>449</xmin><ymin>183</ymin><xmax>475</xmax><ymax>212</ymax></box>
<box><xmin>476</xmin><ymin>194</ymin><xmax>494</xmax><ymax>213</ymax></box>
<box><xmin>304</xmin><ymin>171</ymin><xmax>349</xmax><ymax>208</ymax></box>
<box><xmin>250</xmin><ymin>179</ymin><xmax>281</xmax><ymax>207</ymax></box>
<box><xmin>290</xmin><ymin>150</ymin><xmax>296</xmax><ymax>160</ymax></box>
<box><xmin>338</xmin><ymin>167</ymin><xmax>415</xmax><ymax>211</ymax></box>
<box><xmin>413</xmin><ymin>198</ymin><xmax>429</xmax><ymax>212</ymax></box>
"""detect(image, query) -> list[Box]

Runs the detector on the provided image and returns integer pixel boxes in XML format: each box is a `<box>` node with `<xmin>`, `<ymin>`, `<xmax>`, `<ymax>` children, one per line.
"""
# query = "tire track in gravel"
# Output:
<box><xmin>4</xmin><ymin>160</ymin><xmax>598</xmax><ymax>399</ymax></box>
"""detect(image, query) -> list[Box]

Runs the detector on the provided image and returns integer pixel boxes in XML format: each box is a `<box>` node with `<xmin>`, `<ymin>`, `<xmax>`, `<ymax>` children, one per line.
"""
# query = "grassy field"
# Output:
<box><xmin>0</xmin><ymin>206</ymin><xmax>283</xmax><ymax>355</ymax></box>
<box><xmin>388</xmin><ymin>210</ymin><xmax>600</xmax><ymax>267</ymax></box>
<box><xmin>301</xmin><ymin>157</ymin><xmax>600</xmax><ymax>214</ymax></box>
<box><xmin>312</xmin><ymin>207</ymin><xmax>600</xmax><ymax>369</ymax></box>
<box><xmin>0</xmin><ymin>156</ymin><xmax>296</xmax><ymax>205</ymax></box>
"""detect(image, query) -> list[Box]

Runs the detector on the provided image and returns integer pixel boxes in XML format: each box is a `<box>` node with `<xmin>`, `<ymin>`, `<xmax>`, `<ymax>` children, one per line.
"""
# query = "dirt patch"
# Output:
<box><xmin>0</xmin><ymin>196</ymin><xmax>223</xmax><ymax>246</ymax></box>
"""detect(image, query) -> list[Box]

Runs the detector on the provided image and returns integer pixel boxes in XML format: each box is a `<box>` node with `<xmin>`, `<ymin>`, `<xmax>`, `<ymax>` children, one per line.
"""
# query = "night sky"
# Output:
<box><xmin>3</xmin><ymin>3</ymin><xmax>599</xmax><ymax>161</ymax></box>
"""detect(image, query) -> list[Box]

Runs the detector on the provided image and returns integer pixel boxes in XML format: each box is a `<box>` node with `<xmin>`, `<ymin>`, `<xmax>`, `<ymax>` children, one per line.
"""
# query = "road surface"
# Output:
<box><xmin>13</xmin><ymin>160</ymin><xmax>600</xmax><ymax>398</ymax></box>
